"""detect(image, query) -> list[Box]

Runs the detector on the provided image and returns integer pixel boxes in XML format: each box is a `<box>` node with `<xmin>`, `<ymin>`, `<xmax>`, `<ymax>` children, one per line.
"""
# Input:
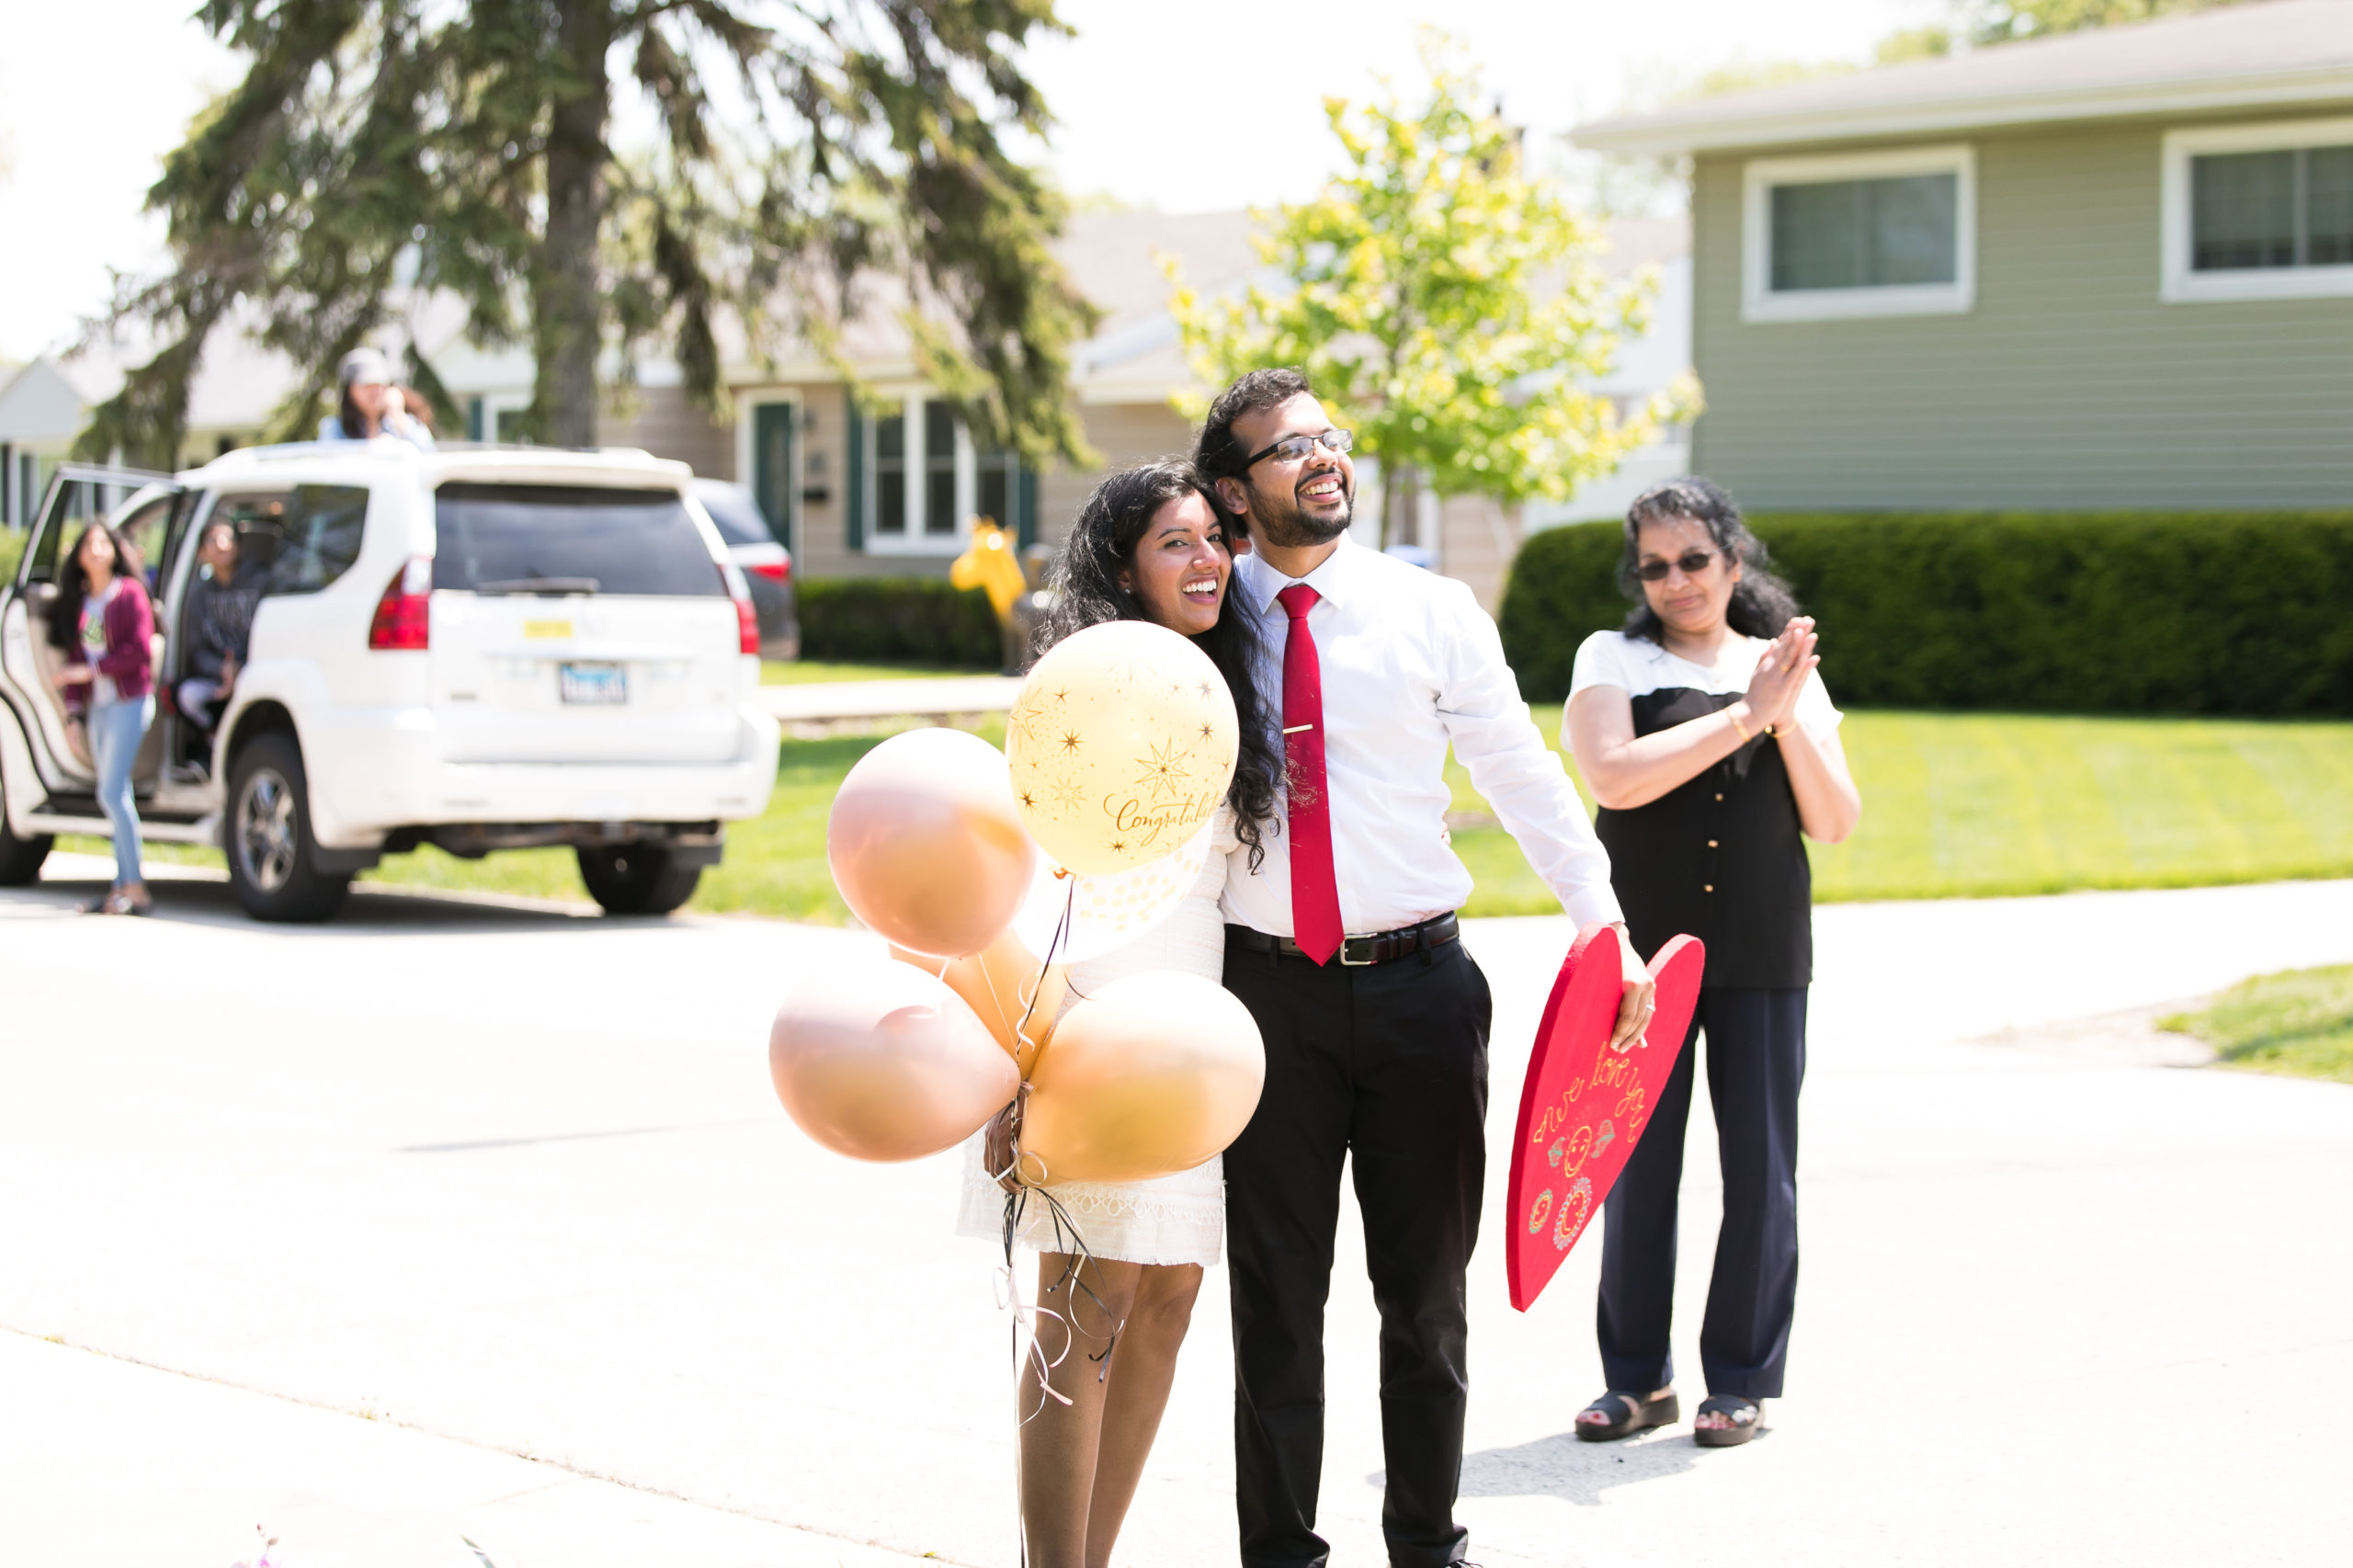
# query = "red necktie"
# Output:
<box><xmin>1277</xmin><ymin>584</ymin><xmax>1344</xmax><ymax>965</ymax></box>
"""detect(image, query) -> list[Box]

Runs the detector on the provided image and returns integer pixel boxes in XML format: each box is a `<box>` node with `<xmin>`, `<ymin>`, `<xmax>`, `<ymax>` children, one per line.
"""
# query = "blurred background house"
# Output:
<box><xmin>0</xmin><ymin>210</ymin><xmax>1693</xmax><ymax>616</ymax></box>
<box><xmin>1572</xmin><ymin>0</ymin><xmax>2353</xmax><ymax>511</ymax></box>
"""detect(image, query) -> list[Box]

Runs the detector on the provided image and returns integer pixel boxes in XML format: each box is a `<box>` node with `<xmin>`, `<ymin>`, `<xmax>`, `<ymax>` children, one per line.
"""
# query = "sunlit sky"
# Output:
<box><xmin>0</xmin><ymin>0</ymin><xmax>1936</xmax><ymax>362</ymax></box>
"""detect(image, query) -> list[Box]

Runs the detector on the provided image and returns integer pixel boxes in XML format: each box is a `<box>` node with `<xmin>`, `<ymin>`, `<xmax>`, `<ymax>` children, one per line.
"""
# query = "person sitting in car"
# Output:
<box><xmin>318</xmin><ymin>347</ymin><xmax>436</xmax><ymax>450</ymax></box>
<box><xmin>176</xmin><ymin>519</ymin><xmax>263</xmax><ymax>739</ymax></box>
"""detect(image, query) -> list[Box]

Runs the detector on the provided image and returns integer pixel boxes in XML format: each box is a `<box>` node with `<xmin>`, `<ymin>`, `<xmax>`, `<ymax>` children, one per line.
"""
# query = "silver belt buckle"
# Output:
<box><xmin>1338</xmin><ymin>934</ymin><xmax>1378</xmax><ymax>966</ymax></box>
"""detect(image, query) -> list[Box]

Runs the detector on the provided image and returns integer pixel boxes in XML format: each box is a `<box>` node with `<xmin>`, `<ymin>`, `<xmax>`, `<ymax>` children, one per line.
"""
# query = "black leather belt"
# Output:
<box><xmin>1227</xmin><ymin>913</ymin><xmax>1459</xmax><ymax>967</ymax></box>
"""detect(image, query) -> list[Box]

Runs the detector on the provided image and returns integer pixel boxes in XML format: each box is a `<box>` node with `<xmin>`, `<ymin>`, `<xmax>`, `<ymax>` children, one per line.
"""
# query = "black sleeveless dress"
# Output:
<box><xmin>1581</xmin><ymin>640</ymin><xmax>1821</xmax><ymax>992</ymax></box>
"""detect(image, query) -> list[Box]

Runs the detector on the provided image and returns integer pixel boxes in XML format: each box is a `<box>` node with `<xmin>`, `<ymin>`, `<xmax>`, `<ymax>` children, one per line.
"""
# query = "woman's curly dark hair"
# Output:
<box><xmin>1616</xmin><ymin>477</ymin><xmax>1800</xmax><ymax>644</ymax></box>
<box><xmin>1036</xmin><ymin>460</ymin><xmax>1282</xmax><ymax>871</ymax></box>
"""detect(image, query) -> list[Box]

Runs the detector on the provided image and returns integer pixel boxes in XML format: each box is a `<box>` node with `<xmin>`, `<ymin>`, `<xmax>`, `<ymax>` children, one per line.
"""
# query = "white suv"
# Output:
<box><xmin>0</xmin><ymin>443</ymin><xmax>779</xmax><ymax>919</ymax></box>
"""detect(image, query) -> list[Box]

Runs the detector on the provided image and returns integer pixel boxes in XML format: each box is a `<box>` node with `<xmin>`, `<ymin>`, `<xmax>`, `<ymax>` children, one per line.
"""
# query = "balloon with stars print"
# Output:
<box><xmin>1006</xmin><ymin>620</ymin><xmax>1239</xmax><ymax>876</ymax></box>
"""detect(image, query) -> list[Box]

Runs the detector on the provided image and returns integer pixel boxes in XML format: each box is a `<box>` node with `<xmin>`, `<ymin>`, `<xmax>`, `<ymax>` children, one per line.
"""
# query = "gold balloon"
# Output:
<box><xmin>828</xmin><ymin>726</ymin><xmax>1036</xmax><ymax>958</ymax></box>
<box><xmin>768</xmin><ymin>958</ymin><xmax>1018</xmax><ymax>1163</ymax></box>
<box><xmin>1005</xmin><ymin>620</ymin><xmax>1239</xmax><ymax>876</ymax></box>
<box><xmin>891</xmin><ymin>930</ymin><xmax>1069</xmax><ymax>1078</ymax></box>
<box><xmin>1019</xmin><ymin>971</ymin><xmax>1265</xmax><ymax>1186</ymax></box>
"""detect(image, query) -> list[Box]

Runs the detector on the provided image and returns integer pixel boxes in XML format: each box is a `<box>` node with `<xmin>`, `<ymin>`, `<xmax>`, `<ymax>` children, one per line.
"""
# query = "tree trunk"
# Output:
<box><xmin>1383</xmin><ymin>461</ymin><xmax>1420</xmax><ymax>551</ymax></box>
<box><xmin>530</xmin><ymin>0</ymin><xmax>612</xmax><ymax>448</ymax></box>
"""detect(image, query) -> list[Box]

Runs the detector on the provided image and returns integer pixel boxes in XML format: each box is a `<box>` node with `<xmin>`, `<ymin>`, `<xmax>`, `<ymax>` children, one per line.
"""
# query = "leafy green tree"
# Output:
<box><xmin>80</xmin><ymin>0</ymin><xmax>1094</xmax><ymax>467</ymax></box>
<box><xmin>1961</xmin><ymin>0</ymin><xmax>2248</xmax><ymax>44</ymax></box>
<box><xmin>1166</xmin><ymin>37</ymin><xmax>1691</xmax><ymax>550</ymax></box>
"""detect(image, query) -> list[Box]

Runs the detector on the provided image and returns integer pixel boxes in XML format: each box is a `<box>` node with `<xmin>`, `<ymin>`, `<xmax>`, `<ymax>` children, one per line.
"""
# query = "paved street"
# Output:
<box><xmin>3</xmin><ymin>859</ymin><xmax>2349</xmax><ymax>1567</ymax></box>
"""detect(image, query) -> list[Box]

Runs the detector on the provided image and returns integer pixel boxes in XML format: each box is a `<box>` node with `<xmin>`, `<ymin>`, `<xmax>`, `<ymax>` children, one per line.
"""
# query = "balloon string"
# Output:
<box><xmin>995</xmin><ymin>1143</ymin><xmax>1123</xmax><ymax>1425</ymax></box>
<box><xmin>997</xmin><ymin>873</ymin><xmax>1107</xmax><ymax>1566</ymax></box>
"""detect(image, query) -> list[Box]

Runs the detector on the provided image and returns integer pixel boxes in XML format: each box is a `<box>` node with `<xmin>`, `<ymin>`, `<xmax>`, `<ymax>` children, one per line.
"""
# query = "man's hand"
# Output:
<box><xmin>1608</xmin><ymin>925</ymin><xmax>1656</xmax><ymax>1053</ymax></box>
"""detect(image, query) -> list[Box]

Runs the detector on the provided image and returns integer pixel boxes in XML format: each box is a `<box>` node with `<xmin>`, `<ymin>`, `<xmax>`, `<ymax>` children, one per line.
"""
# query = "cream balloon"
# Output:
<box><xmin>1011</xmin><ymin>820</ymin><xmax>1214</xmax><ymax>966</ymax></box>
<box><xmin>827</xmin><ymin>726</ymin><xmax>1036</xmax><ymax>958</ymax></box>
<box><xmin>768</xmin><ymin>959</ymin><xmax>1018</xmax><ymax>1162</ymax></box>
<box><xmin>1005</xmin><ymin>620</ymin><xmax>1239</xmax><ymax>875</ymax></box>
<box><xmin>890</xmin><ymin>929</ymin><xmax>1068</xmax><ymax>1078</ymax></box>
<box><xmin>1019</xmin><ymin>971</ymin><xmax>1266</xmax><ymax>1186</ymax></box>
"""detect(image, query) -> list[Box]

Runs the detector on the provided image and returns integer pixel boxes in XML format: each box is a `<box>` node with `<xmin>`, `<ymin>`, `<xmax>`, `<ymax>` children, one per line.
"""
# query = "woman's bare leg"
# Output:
<box><xmin>1082</xmin><ymin>1262</ymin><xmax>1202</xmax><ymax>1568</ymax></box>
<box><xmin>1019</xmin><ymin>1251</ymin><xmax>1142</xmax><ymax>1568</ymax></box>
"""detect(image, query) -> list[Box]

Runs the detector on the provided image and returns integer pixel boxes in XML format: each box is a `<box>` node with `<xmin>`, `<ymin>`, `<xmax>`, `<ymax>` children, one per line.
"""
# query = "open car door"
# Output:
<box><xmin>0</xmin><ymin>464</ymin><xmax>187</xmax><ymax>806</ymax></box>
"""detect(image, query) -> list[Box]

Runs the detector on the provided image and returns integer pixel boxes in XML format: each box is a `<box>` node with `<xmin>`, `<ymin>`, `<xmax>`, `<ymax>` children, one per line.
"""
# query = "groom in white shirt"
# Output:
<box><xmin>1199</xmin><ymin>369</ymin><xmax>1654</xmax><ymax>1568</ymax></box>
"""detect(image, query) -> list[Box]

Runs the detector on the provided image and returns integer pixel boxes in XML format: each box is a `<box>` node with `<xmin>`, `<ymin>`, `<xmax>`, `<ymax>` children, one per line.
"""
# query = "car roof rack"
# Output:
<box><xmin>48</xmin><ymin>461</ymin><xmax>175</xmax><ymax>486</ymax></box>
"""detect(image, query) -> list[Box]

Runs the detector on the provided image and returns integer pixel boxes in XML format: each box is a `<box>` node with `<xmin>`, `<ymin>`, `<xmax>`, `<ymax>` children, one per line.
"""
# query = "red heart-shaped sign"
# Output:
<box><xmin>1505</xmin><ymin>927</ymin><xmax>1706</xmax><ymax>1312</ymax></box>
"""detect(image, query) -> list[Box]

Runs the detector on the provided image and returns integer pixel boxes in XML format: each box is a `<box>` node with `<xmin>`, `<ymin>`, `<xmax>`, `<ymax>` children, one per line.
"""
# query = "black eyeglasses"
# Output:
<box><xmin>1240</xmin><ymin>428</ymin><xmax>1354</xmax><ymax>469</ymax></box>
<box><xmin>1634</xmin><ymin>550</ymin><xmax>1720</xmax><ymax>582</ymax></box>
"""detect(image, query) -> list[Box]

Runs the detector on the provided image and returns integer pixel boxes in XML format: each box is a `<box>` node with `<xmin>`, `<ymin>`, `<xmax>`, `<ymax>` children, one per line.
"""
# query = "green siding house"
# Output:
<box><xmin>1574</xmin><ymin>0</ymin><xmax>2353</xmax><ymax>510</ymax></box>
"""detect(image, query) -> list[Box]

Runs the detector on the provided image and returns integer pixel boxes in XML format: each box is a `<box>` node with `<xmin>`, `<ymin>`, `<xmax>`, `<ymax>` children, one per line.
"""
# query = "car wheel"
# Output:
<box><xmin>0</xmin><ymin>764</ymin><xmax>54</xmax><ymax>887</ymax></box>
<box><xmin>226</xmin><ymin>733</ymin><xmax>350</xmax><ymax>923</ymax></box>
<box><xmin>576</xmin><ymin>844</ymin><xmax>701</xmax><ymax>916</ymax></box>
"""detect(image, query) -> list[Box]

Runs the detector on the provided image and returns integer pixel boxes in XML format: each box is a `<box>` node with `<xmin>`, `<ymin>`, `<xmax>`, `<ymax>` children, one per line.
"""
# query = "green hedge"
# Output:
<box><xmin>797</xmin><ymin>576</ymin><xmax>1000</xmax><ymax>666</ymax></box>
<box><xmin>1500</xmin><ymin>512</ymin><xmax>2353</xmax><ymax>716</ymax></box>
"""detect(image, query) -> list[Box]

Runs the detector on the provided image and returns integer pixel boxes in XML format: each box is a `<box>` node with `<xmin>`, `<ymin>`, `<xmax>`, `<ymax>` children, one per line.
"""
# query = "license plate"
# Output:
<box><xmin>559</xmin><ymin>662</ymin><xmax>628</xmax><ymax>705</ymax></box>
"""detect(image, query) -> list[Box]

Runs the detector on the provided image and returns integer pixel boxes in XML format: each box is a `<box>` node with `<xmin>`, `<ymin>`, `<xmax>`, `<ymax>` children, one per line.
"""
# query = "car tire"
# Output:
<box><xmin>225</xmin><ymin>733</ymin><xmax>350</xmax><ymax>923</ymax></box>
<box><xmin>0</xmin><ymin>764</ymin><xmax>53</xmax><ymax>887</ymax></box>
<box><xmin>576</xmin><ymin>844</ymin><xmax>701</xmax><ymax>916</ymax></box>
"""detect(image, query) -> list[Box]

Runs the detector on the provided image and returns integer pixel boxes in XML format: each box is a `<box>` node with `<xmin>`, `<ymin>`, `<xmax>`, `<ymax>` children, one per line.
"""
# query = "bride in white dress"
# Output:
<box><xmin>955</xmin><ymin>461</ymin><xmax>1282</xmax><ymax>1568</ymax></box>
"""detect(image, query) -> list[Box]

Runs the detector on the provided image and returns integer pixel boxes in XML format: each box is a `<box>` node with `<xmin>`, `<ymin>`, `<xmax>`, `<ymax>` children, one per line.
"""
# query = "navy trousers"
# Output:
<box><xmin>1222</xmin><ymin>934</ymin><xmax>1492</xmax><ymax>1568</ymax></box>
<box><xmin>1596</xmin><ymin>986</ymin><xmax>1806</xmax><ymax>1401</ymax></box>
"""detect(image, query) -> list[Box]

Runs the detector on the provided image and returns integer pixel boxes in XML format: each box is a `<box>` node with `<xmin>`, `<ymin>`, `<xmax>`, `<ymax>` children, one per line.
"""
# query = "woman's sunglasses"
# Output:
<box><xmin>1635</xmin><ymin>550</ymin><xmax>1720</xmax><ymax>582</ymax></box>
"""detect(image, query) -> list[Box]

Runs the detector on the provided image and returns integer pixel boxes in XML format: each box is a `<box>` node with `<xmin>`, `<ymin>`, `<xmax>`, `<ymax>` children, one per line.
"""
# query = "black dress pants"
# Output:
<box><xmin>1597</xmin><ymin>985</ymin><xmax>1806</xmax><ymax>1401</ymax></box>
<box><xmin>1222</xmin><ymin>933</ymin><xmax>1493</xmax><ymax>1568</ymax></box>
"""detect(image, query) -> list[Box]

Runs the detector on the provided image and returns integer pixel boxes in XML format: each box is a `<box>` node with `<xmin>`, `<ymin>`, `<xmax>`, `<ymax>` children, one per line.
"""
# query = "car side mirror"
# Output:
<box><xmin>26</xmin><ymin>583</ymin><xmax>58</xmax><ymax>610</ymax></box>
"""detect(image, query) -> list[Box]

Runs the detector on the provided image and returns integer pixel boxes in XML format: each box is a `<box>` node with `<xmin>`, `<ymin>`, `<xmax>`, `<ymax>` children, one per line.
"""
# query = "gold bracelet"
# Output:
<box><xmin>1728</xmin><ymin>709</ymin><xmax>1752</xmax><ymax>744</ymax></box>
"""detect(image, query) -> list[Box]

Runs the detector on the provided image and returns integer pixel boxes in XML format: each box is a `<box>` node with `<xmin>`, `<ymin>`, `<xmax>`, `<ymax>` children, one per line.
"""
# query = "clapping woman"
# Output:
<box><xmin>1563</xmin><ymin>479</ymin><xmax>1860</xmax><ymax>1449</ymax></box>
<box><xmin>50</xmin><ymin>520</ymin><xmax>158</xmax><ymax>915</ymax></box>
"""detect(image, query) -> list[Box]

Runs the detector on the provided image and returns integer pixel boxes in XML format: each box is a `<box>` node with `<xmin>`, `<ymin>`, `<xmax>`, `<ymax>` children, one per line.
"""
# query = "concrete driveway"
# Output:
<box><xmin>2</xmin><ymin>860</ymin><xmax>2347</xmax><ymax>1568</ymax></box>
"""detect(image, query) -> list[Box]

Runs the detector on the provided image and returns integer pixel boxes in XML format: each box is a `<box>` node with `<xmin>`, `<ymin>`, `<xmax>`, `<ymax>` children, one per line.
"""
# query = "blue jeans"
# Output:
<box><xmin>88</xmin><ymin>696</ymin><xmax>153</xmax><ymax>887</ymax></box>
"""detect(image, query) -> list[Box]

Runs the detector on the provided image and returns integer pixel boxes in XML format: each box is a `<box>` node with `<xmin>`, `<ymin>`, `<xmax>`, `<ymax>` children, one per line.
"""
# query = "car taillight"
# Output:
<box><xmin>369</xmin><ymin>557</ymin><xmax>432</xmax><ymax>650</ymax></box>
<box><xmin>747</xmin><ymin>559</ymin><xmax>790</xmax><ymax>583</ymax></box>
<box><xmin>721</xmin><ymin>562</ymin><xmax>759</xmax><ymax>655</ymax></box>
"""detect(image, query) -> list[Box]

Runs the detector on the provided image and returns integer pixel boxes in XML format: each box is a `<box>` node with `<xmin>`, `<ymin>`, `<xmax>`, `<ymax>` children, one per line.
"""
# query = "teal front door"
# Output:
<box><xmin>752</xmin><ymin>403</ymin><xmax>795</xmax><ymax>552</ymax></box>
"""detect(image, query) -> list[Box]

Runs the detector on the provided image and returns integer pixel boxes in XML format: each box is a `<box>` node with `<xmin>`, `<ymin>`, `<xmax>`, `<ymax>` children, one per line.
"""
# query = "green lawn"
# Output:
<box><xmin>2160</xmin><ymin>965</ymin><xmax>2353</xmax><ymax>1085</ymax></box>
<box><xmin>760</xmin><ymin>659</ymin><xmax>992</xmax><ymax>685</ymax></box>
<box><xmin>60</xmin><ymin>709</ymin><xmax>2353</xmax><ymax>923</ymax></box>
<box><xmin>1450</xmin><ymin>708</ymin><xmax>2353</xmax><ymax>915</ymax></box>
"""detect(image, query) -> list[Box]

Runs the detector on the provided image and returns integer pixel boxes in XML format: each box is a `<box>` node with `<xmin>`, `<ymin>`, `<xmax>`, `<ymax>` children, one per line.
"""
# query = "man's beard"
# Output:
<box><xmin>1250</xmin><ymin>469</ymin><xmax>1352</xmax><ymax>549</ymax></box>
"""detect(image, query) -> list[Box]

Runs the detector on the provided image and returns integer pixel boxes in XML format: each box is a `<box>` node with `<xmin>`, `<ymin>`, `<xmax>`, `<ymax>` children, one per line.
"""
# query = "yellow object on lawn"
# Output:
<box><xmin>950</xmin><ymin>520</ymin><xmax>1029</xmax><ymax>623</ymax></box>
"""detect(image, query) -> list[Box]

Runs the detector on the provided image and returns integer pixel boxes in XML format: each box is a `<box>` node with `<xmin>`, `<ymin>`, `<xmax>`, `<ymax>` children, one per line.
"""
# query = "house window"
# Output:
<box><xmin>1742</xmin><ymin>145</ymin><xmax>1975</xmax><ymax>323</ymax></box>
<box><xmin>854</xmin><ymin>393</ymin><xmax>1030</xmax><ymax>555</ymax></box>
<box><xmin>873</xmin><ymin>407</ymin><xmax>909</xmax><ymax>540</ymax></box>
<box><xmin>2165</xmin><ymin>119</ymin><xmax>2353</xmax><ymax>301</ymax></box>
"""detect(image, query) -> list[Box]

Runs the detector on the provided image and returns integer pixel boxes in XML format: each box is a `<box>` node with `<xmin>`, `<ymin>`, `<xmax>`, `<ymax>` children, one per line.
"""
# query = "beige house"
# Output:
<box><xmin>6</xmin><ymin>210</ymin><xmax>1689</xmax><ymax>612</ymax></box>
<box><xmin>434</xmin><ymin>208</ymin><xmax>1688</xmax><ymax>610</ymax></box>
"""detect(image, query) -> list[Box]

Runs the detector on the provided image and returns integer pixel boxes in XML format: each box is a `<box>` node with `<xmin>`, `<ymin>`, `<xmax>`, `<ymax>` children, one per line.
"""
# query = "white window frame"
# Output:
<box><xmin>477</xmin><ymin>390</ymin><xmax>530</xmax><ymax>443</ymax></box>
<box><xmin>858</xmin><ymin>389</ymin><xmax>981</xmax><ymax>558</ymax></box>
<box><xmin>2161</xmin><ymin>116</ymin><xmax>2353</xmax><ymax>304</ymax></box>
<box><xmin>1742</xmin><ymin>144</ymin><xmax>1977</xmax><ymax>324</ymax></box>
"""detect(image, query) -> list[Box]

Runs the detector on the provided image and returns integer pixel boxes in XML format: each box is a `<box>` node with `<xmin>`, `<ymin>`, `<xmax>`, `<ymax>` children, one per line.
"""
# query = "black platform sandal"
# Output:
<box><xmin>1693</xmin><ymin>1394</ymin><xmax>1762</xmax><ymax>1447</ymax></box>
<box><xmin>1574</xmin><ymin>1388</ymin><xmax>1679</xmax><ymax>1442</ymax></box>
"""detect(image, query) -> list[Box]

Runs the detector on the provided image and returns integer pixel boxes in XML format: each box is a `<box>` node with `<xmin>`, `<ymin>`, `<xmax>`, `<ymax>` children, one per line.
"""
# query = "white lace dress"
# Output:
<box><xmin>954</xmin><ymin>807</ymin><xmax>1236</xmax><ymax>1267</ymax></box>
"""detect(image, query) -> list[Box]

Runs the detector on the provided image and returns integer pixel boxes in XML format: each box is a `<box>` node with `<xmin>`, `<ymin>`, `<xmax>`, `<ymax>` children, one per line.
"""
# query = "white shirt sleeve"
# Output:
<box><xmin>1568</xmin><ymin>631</ymin><xmax>1628</xmax><ymax>699</ymax></box>
<box><xmin>1437</xmin><ymin>589</ymin><xmax>1625</xmax><ymax>929</ymax></box>
<box><xmin>1794</xmin><ymin>670</ymin><xmax>1843</xmax><ymax>741</ymax></box>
